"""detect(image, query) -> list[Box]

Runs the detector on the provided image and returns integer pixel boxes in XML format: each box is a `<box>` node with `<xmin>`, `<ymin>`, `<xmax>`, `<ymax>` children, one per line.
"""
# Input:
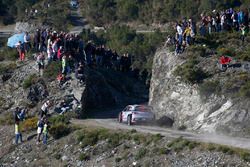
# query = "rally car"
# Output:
<box><xmin>118</xmin><ymin>105</ymin><xmax>155</xmax><ymax>125</ymax></box>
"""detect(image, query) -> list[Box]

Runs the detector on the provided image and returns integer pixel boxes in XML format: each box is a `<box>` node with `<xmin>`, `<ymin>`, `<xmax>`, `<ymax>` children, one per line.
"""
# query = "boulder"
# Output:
<box><xmin>27</xmin><ymin>79</ymin><xmax>48</xmax><ymax>103</ymax></box>
<box><xmin>156</xmin><ymin>116</ymin><xmax>174</xmax><ymax>127</ymax></box>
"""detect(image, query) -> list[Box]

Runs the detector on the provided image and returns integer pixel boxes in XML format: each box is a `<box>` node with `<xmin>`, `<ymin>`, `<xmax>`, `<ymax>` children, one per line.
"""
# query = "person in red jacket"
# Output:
<box><xmin>57</xmin><ymin>46</ymin><xmax>63</xmax><ymax>60</ymax></box>
<box><xmin>220</xmin><ymin>56</ymin><xmax>232</xmax><ymax>65</ymax></box>
<box><xmin>219</xmin><ymin>55</ymin><xmax>232</xmax><ymax>71</ymax></box>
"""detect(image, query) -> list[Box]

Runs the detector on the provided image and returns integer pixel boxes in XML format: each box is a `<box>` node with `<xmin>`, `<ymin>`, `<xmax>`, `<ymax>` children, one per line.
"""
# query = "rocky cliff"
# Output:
<box><xmin>149</xmin><ymin>48</ymin><xmax>250</xmax><ymax>137</ymax></box>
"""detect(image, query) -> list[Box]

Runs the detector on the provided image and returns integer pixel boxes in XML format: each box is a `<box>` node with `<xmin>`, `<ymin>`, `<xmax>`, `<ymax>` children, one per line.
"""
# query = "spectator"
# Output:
<box><xmin>16</xmin><ymin>41</ymin><xmax>25</xmax><ymax>61</ymax></box>
<box><xmin>42</xmin><ymin>118</ymin><xmax>48</xmax><ymax>145</ymax></box>
<box><xmin>37</xmin><ymin>52</ymin><xmax>45</xmax><ymax>76</ymax></box>
<box><xmin>75</xmin><ymin>62</ymin><xmax>85</xmax><ymax>84</ymax></box>
<box><xmin>34</xmin><ymin>29</ymin><xmax>41</xmax><ymax>52</ymax></box>
<box><xmin>15</xmin><ymin>121</ymin><xmax>23</xmax><ymax>144</ymax></box>
<box><xmin>40</xmin><ymin>100</ymin><xmax>51</xmax><ymax>118</ymax></box>
<box><xmin>36</xmin><ymin>117</ymin><xmax>44</xmax><ymax>144</ymax></box>
<box><xmin>24</xmin><ymin>32</ymin><xmax>31</xmax><ymax>53</ymax></box>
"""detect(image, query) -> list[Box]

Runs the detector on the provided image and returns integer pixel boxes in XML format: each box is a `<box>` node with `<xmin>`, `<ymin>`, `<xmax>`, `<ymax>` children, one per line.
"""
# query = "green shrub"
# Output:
<box><xmin>240</xmin><ymin>151</ymin><xmax>250</xmax><ymax>162</ymax></box>
<box><xmin>21</xmin><ymin>117</ymin><xmax>38</xmax><ymax>132</ymax></box>
<box><xmin>0</xmin><ymin>63</ymin><xmax>17</xmax><ymax>75</ymax></box>
<box><xmin>178</xmin><ymin>125</ymin><xmax>187</xmax><ymax>131</ymax></box>
<box><xmin>186</xmin><ymin>45</ymin><xmax>206</xmax><ymax>57</ymax></box>
<box><xmin>22</xmin><ymin>74</ymin><xmax>38</xmax><ymax>89</ymax></box>
<box><xmin>0</xmin><ymin>47</ymin><xmax>18</xmax><ymax>61</ymax></box>
<box><xmin>54</xmin><ymin>153</ymin><xmax>61</xmax><ymax>160</ymax></box>
<box><xmin>49</xmin><ymin>123</ymin><xmax>71</xmax><ymax>139</ymax></box>
<box><xmin>239</xmin><ymin>81</ymin><xmax>250</xmax><ymax>98</ymax></box>
<box><xmin>150</xmin><ymin>133</ymin><xmax>163</xmax><ymax>142</ymax></box>
<box><xmin>49</xmin><ymin>114</ymin><xmax>71</xmax><ymax>125</ymax></box>
<box><xmin>79</xmin><ymin>153</ymin><xmax>90</xmax><ymax>161</ymax></box>
<box><xmin>108</xmin><ymin>133</ymin><xmax>121</xmax><ymax>148</ymax></box>
<box><xmin>217</xmin><ymin>47</ymin><xmax>236</xmax><ymax>57</ymax></box>
<box><xmin>0</xmin><ymin>112</ymin><xmax>14</xmax><ymax>125</ymax></box>
<box><xmin>44</xmin><ymin>61</ymin><xmax>61</xmax><ymax>81</ymax></box>
<box><xmin>115</xmin><ymin>157</ymin><xmax>122</xmax><ymax>163</ymax></box>
<box><xmin>135</xmin><ymin>147</ymin><xmax>147</xmax><ymax>160</ymax></box>
<box><xmin>133</xmin><ymin>134</ymin><xmax>147</xmax><ymax>145</ymax></box>
<box><xmin>199</xmin><ymin>80</ymin><xmax>221</xmax><ymax>97</ymax></box>
<box><xmin>217</xmin><ymin>145</ymin><xmax>235</xmax><ymax>154</ymax></box>
<box><xmin>0</xmin><ymin>96</ymin><xmax>6</xmax><ymax>107</ymax></box>
<box><xmin>207</xmin><ymin>143</ymin><xmax>217</xmax><ymax>151</ymax></box>
<box><xmin>167</xmin><ymin>137</ymin><xmax>197</xmax><ymax>152</ymax></box>
<box><xmin>174</xmin><ymin>59</ymin><xmax>208</xmax><ymax>84</ymax></box>
<box><xmin>152</xmin><ymin>147</ymin><xmax>168</xmax><ymax>155</ymax></box>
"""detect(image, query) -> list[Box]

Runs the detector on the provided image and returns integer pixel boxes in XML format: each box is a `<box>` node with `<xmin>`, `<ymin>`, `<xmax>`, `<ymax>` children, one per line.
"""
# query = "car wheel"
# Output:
<box><xmin>127</xmin><ymin>115</ymin><xmax>132</xmax><ymax>126</ymax></box>
<box><xmin>118</xmin><ymin>112</ymin><xmax>122</xmax><ymax>123</ymax></box>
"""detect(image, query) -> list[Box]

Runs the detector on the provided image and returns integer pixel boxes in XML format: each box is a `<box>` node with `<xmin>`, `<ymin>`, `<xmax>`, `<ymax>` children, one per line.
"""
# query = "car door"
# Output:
<box><xmin>122</xmin><ymin>106</ymin><xmax>130</xmax><ymax>122</ymax></box>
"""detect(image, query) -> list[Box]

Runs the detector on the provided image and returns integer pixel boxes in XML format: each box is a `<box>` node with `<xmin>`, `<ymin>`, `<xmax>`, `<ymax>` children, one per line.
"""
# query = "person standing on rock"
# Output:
<box><xmin>36</xmin><ymin>117</ymin><xmax>44</xmax><ymax>144</ymax></box>
<box><xmin>24</xmin><ymin>32</ymin><xmax>31</xmax><ymax>53</ymax></box>
<box><xmin>62</xmin><ymin>55</ymin><xmax>68</xmax><ymax>75</ymax></box>
<box><xmin>37</xmin><ymin>52</ymin><xmax>45</xmax><ymax>76</ymax></box>
<box><xmin>39</xmin><ymin>100</ymin><xmax>51</xmax><ymax>118</ymax></box>
<box><xmin>15</xmin><ymin>121</ymin><xmax>23</xmax><ymax>144</ymax></box>
<box><xmin>16</xmin><ymin>41</ymin><xmax>25</xmax><ymax>61</ymax></box>
<box><xmin>34</xmin><ymin>29</ymin><xmax>41</xmax><ymax>52</ymax></box>
<box><xmin>42</xmin><ymin>118</ymin><xmax>48</xmax><ymax>145</ymax></box>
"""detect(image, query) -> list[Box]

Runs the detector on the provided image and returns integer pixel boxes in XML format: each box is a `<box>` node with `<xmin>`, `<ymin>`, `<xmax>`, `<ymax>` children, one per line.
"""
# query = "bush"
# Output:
<box><xmin>174</xmin><ymin>59</ymin><xmax>208</xmax><ymax>84</ymax></box>
<box><xmin>240</xmin><ymin>151</ymin><xmax>250</xmax><ymax>162</ymax></box>
<box><xmin>49</xmin><ymin>123</ymin><xmax>71</xmax><ymax>139</ymax></box>
<box><xmin>239</xmin><ymin>81</ymin><xmax>250</xmax><ymax>98</ymax></box>
<box><xmin>21</xmin><ymin>117</ymin><xmax>38</xmax><ymax>132</ymax></box>
<box><xmin>0</xmin><ymin>47</ymin><xmax>18</xmax><ymax>61</ymax></box>
<box><xmin>186</xmin><ymin>45</ymin><xmax>206</xmax><ymax>57</ymax></box>
<box><xmin>167</xmin><ymin>137</ymin><xmax>198</xmax><ymax>152</ymax></box>
<box><xmin>0</xmin><ymin>96</ymin><xmax>6</xmax><ymax>107</ymax></box>
<box><xmin>133</xmin><ymin>134</ymin><xmax>147</xmax><ymax>145</ymax></box>
<box><xmin>79</xmin><ymin>153</ymin><xmax>90</xmax><ymax>161</ymax></box>
<box><xmin>115</xmin><ymin>157</ymin><xmax>122</xmax><ymax>163</ymax></box>
<box><xmin>44</xmin><ymin>61</ymin><xmax>61</xmax><ymax>81</ymax></box>
<box><xmin>49</xmin><ymin>114</ymin><xmax>71</xmax><ymax>125</ymax></box>
<box><xmin>135</xmin><ymin>147</ymin><xmax>147</xmax><ymax>160</ymax></box>
<box><xmin>0</xmin><ymin>112</ymin><xmax>14</xmax><ymax>125</ymax></box>
<box><xmin>22</xmin><ymin>74</ymin><xmax>38</xmax><ymax>89</ymax></box>
<box><xmin>0</xmin><ymin>62</ymin><xmax>17</xmax><ymax>75</ymax></box>
<box><xmin>217</xmin><ymin>47</ymin><xmax>236</xmax><ymax>57</ymax></box>
<box><xmin>199</xmin><ymin>80</ymin><xmax>221</xmax><ymax>97</ymax></box>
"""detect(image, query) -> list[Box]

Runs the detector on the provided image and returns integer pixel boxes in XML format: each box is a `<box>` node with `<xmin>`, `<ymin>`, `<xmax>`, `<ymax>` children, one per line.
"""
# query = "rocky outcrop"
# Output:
<box><xmin>149</xmin><ymin>48</ymin><xmax>250</xmax><ymax>137</ymax></box>
<box><xmin>27</xmin><ymin>79</ymin><xmax>48</xmax><ymax>103</ymax></box>
<box><xmin>15</xmin><ymin>22</ymin><xmax>36</xmax><ymax>33</ymax></box>
<box><xmin>81</xmin><ymin>68</ymin><xmax>148</xmax><ymax>117</ymax></box>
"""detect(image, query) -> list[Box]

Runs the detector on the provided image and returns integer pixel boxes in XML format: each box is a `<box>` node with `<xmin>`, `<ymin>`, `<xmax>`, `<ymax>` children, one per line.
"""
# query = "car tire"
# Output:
<box><xmin>118</xmin><ymin>112</ymin><xmax>122</xmax><ymax>123</ymax></box>
<box><xmin>127</xmin><ymin>115</ymin><xmax>132</xmax><ymax>126</ymax></box>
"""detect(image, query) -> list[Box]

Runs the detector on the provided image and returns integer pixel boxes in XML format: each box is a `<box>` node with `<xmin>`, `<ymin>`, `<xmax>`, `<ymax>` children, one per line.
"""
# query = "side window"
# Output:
<box><xmin>123</xmin><ymin>106</ymin><xmax>129</xmax><ymax>111</ymax></box>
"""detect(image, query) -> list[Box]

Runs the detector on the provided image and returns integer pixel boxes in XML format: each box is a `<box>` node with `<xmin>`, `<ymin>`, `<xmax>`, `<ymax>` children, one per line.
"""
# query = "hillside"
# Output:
<box><xmin>1</xmin><ymin>0</ymin><xmax>250</xmax><ymax>166</ymax></box>
<box><xmin>149</xmin><ymin>33</ymin><xmax>250</xmax><ymax>137</ymax></box>
<box><xmin>80</xmin><ymin>0</ymin><xmax>250</xmax><ymax>26</ymax></box>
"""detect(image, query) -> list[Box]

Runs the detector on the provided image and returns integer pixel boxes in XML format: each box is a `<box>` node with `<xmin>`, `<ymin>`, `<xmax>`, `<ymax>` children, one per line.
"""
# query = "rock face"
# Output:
<box><xmin>81</xmin><ymin>68</ymin><xmax>148</xmax><ymax>116</ymax></box>
<box><xmin>27</xmin><ymin>79</ymin><xmax>48</xmax><ymax>103</ymax></box>
<box><xmin>149</xmin><ymin>48</ymin><xmax>250</xmax><ymax>137</ymax></box>
<box><xmin>15</xmin><ymin>22</ymin><xmax>36</xmax><ymax>33</ymax></box>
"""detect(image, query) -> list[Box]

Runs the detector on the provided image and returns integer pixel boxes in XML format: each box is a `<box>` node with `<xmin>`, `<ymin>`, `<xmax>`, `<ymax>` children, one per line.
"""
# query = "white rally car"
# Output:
<box><xmin>118</xmin><ymin>105</ymin><xmax>155</xmax><ymax>125</ymax></box>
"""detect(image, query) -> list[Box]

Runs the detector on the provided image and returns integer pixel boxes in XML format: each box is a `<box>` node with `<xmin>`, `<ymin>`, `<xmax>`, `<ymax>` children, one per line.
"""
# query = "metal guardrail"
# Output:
<box><xmin>0</xmin><ymin>31</ymin><xmax>12</xmax><ymax>37</ymax></box>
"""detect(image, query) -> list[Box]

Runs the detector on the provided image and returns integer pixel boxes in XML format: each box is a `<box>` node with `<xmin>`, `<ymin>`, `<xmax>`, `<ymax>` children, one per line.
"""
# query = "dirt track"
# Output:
<box><xmin>72</xmin><ymin>118</ymin><xmax>250</xmax><ymax>150</ymax></box>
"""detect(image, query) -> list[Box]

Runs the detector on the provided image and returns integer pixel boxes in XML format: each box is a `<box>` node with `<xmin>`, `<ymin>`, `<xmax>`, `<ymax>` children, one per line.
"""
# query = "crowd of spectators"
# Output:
<box><xmin>170</xmin><ymin>8</ymin><xmax>250</xmax><ymax>55</ymax></box>
<box><xmin>21</xmin><ymin>28</ymin><xmax>133</xmax><ymax>83</ymax></box>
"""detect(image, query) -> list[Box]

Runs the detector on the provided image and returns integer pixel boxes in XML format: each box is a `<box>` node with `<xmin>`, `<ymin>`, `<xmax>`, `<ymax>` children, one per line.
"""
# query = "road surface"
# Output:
<box><xmin>72</xmin><ymin>118</ymin><xmax>250</xmax><ymax>150</ymax></box>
